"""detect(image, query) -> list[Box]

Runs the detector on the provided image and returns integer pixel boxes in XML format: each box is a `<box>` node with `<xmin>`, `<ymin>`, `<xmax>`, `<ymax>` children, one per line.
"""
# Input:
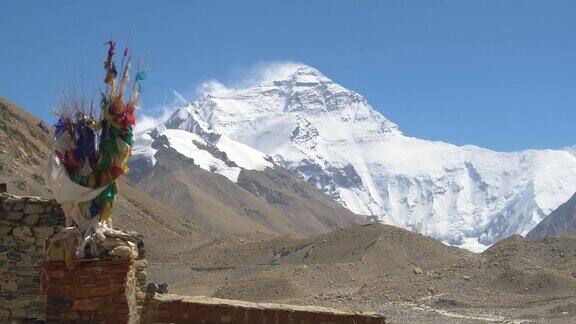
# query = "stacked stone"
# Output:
<box><xmin>134</xmin><ymin>259</ymin><xmax>149</xmax><ymax>317</ymax></box>
<box><xmin>42</xmin><ymin>228</ymin><xmax>148</xmax><ymax>323</ymax></box>
<box><xmin>43</xmin><ymin>258</ymin><xmax>139</xmax><ymax>323</ymax></box>
<box><xmin>0</xmin><ymin>194</ymin><xmax>65</xmax><ymax>321</ymax></box>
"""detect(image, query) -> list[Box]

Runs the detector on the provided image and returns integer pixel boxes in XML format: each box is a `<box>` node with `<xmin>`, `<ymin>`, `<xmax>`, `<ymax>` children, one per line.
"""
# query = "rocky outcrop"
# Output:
<box><xmin>527</xmin><ymin>192</ymin><xmax>576</xmax><ymax>239</ymax></box>
<box><xmin>130</xmin><ymin>144</ymin><xmax>363</xmax><ymax>236</ymax></box>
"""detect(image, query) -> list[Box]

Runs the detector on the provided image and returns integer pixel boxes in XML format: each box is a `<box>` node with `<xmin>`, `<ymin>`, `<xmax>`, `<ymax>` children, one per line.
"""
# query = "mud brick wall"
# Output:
<box><xmin>0</xmin><ymin>193</ymin><xmax>65</xmax><ymax>321</ymax></box>
<box><xmin>146</xmin><ymin>294</ymin><xmax>386</xmax><ymax>324</ymax></box>
<box><xmin>43</xmin><ymin>258</ymin><xmax>139</xmax><ymax>323</ymax></box>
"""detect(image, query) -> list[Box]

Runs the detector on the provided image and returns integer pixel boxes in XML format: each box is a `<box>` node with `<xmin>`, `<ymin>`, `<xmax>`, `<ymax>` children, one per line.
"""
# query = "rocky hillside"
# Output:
<box><xmin>527</xmin><ymin>191</ymin><xmax>576</xmax><ymax>239</ymax></box>
<box><xmin>153</xmin><ymin>223</ymin><xmax>576</xmax><ymax>322</ymax></box>
<box><xmin>0</xmin><ymin>98</ymin><xmax>209</xmax><ymax>261</ymax></box>
<box><xmin>129</xmin><ymin>126</ymin><xmax>364</xmax><ymax>236</ymax></box>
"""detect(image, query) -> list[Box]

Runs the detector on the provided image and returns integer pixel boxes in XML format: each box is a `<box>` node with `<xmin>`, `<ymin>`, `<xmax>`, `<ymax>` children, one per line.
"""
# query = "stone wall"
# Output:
<box><xmin>146</xmin><ymin>294</ymin><xmax>386</xmax><ymax>324</ymax></box>
<box><xmin>0</xmin><ymin>193</ymin><xmax>65</xmax><ymax>321</ymax></box>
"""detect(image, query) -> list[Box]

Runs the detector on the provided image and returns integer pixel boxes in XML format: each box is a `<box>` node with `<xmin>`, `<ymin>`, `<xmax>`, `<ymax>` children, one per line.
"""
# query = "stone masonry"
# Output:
<box><xmin>0</xmin><ymin>193</ymin><xmax>65</xmax><ymax>321</ymax></box>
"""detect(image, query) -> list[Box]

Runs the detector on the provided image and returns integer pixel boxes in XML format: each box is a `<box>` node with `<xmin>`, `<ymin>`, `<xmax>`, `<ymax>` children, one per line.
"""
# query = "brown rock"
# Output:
<box><xmin>23</xmin><ymin>214</ymin><xmax>39</xmax><ymax>226</ymax></box>
<box><xmin>2</xmin><ymin>280</ymin><xmax>18</xmax><ymax>292</ymax></box>
<box><xmin>135</xmin><ymin>259</ymin><xmax>149</xmax><ymax>269</ymax></box>
<box><xmin>19</xmin><ymin>241</ymin><xmax>36</xmax><ymax>252</ymax></box>
<box><xmin>0</xmin><ymin>226</ymin><xmax>11</xmax><ymax>236</ymax></box>
<box><xmin>136</xmin><ymin>290</ymin><xmax>147</xmax><ymax>301</ymax></box>
<box><xmin>10</xmin><ymin>306</ymin><xmax>28</xmax><ymax>318</ymax></box>
<box><xmin>12</xmin><ymin>226</ymin><xmax>32</xmax><ymax>238</ymax></box>
<box><xmin>102</xmin><ymin>238</ymin><xmax>125</xmax><ymax>250</ymax></box>
<box><xmin>35</xmin><ymin>238</ymin><xmax>46</xmax><ymax>248</ymax></box>
<box><xmin>32</xmin><ymin>226</ymin><xmax>54</xmax><ymax>238</ymax></box>
<box><xmin>23</xmin><ymin>204</ymin><xmax>45</xmax><ymax>214</ymax></box>
<box><xmin>109</xmin><ymin>245</ymin><xmax>138</xmax><ymax>259</ymax></box>
<box><xmin>6</xmin><ymin>211</ymin><xmax>24</xmax><ymax>220</ymax></box>
<box><xmin>136</xmin><ymin>270</ymin><xmax>147</xmax><ymax>280</ymax></box>
<box><xmin>0</xmin><ymin>309</ymin><xmax>10</xmax><ymax>321</ymax></box>
<box><xmin>10</xmin><ymin>203</ymin><xmax>25</xmax><ymax>211</ymax></box>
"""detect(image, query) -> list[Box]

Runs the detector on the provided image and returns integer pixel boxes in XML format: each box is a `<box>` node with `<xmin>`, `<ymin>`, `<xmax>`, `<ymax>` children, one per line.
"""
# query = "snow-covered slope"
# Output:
<box><xmin>133</xmin><ymin>125</ymin><xmax>271</xmax><ymax>182</ymax></box>
<box><xmin>135</xmin><ymin>65</ymin><xmax>576</xmax><ymax>251</ymax></box>
<box><xmin>526</xmin><ymin>191</ymin><xmax>576</xmax><ymax>240</ymax></box>
<box><xmin>563</xmin><ymin>146</ymin><xmax>576</xmax><ymax>157</ymax></box>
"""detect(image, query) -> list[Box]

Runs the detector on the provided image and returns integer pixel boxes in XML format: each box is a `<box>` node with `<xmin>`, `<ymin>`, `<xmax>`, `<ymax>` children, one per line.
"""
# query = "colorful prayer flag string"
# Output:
<box><xmin>51</xmin><ymin>39</ymin><xmax>146</xmax><ymax>228</ymax></box>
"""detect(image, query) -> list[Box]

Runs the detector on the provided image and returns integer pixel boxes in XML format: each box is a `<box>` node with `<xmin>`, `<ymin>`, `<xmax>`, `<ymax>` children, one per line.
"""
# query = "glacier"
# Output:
<box><xmin>135</xmin><ymin>64</ymin><xmax>576</xmax><ymax>252</ymax></box>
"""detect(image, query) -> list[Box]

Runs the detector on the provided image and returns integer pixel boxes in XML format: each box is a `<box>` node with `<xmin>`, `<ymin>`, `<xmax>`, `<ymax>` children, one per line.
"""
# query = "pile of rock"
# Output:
<box><xmin>45</xmin><ymin>224</ymin><xmax>143</xmax><ymax>264</ymax></box>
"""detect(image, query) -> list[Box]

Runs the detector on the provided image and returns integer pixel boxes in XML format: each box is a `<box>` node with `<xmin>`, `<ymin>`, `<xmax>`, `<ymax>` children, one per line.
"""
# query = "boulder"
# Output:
<box><xmin>6</xmin><ymin>212</ymin><xmax>24</xmax><ymax>220</ymax></box>
<box><xmin>109</xmin><ymin>245</ymin><xmax>138</xmax><ymax>259</ymax></box>
<box><xmin>32</xmin><ymin>226</ymin><xmax>54</xmax><ymax>239</ymax></box>
<box><xmin>0</xmin><ymin>226</ymin><xmax>11</xmax><ymax>236</ymax></box>
<box><xmin>23</xmin><ymin>204</ymin><xmax>45</xmax><ymax>214</ymax></box>
<box><xmin>23</xmin><ymin>214</ymin><xmax>39</xmax><ymax>226</ymax></box>
<box><xmin>12</xmin><ymin>226</ymin><xmax>32</xmax><ymax>239</ymax></box>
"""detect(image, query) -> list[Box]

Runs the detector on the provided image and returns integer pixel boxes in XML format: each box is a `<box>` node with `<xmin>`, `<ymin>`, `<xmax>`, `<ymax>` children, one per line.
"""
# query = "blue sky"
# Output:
<box><xmin>1</xmin><ymin>0</ymin><xmax>574</xmax><ymax>151</ymax></box>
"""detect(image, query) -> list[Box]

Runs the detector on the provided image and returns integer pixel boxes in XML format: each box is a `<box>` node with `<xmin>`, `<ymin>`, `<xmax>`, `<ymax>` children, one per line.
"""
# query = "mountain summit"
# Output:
<box><xmin>135</xmin><ymin>65</ymin><xmax>576</xmax><ymax>251</ymax></box>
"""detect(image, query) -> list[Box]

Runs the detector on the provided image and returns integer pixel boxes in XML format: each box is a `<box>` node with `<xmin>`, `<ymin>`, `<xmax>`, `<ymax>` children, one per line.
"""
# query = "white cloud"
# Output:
<box><xmin>241</xmin><ymin>61</ymin><xmax>306</xmax><ymax>86</ymax></box>
<box><xmin>135</xmin><ymin>61</ymin><xmax>307</xmax><ymax>132</ymax></box>
<box><xmin>196</xmin><ymin>80</ymin><xmax>233</xmax><ymax>97</ymax></box>
<box><xmin>134</xmin><ymin>90</ymin><xmax>183</xmax><ymax>134</ymax></box>
<box><xmin>197</xmin><ymin>61</ymin><xmax>306</xmax><ymax>96</ymax></box>
<box><xmin>172</xmin><ymin>90</ymin><xmax>188</xmax><ymax>105</ymax></box>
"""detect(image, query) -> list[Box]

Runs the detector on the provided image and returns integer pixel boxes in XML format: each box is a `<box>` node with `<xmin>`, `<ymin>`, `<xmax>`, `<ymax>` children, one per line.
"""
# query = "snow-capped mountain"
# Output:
<box><xmin>135</xmin><ymin>65</ymin><xmax>576</xmax><ymax>251</ymax></box>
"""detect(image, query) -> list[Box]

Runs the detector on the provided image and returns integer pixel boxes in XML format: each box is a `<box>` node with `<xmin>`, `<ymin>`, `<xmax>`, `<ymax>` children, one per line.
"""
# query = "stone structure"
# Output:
<box><xmin>43</xmin><ymin>257</ymin><xmax>147</xmax><ymax>323</ymax></box>
<box><xmin>146</xmin><ymin>294</ymin><xmax>386</xmax><ymax>324</ymax></box>
<box><xmin>0</xmin><ymin>193</ymin><xmax>65</xmax><ymax>321</ymax></box>
<box><xmin>41</xmin><ymin>224</ymin><xmax>148</xmax><ymax>323</ymax></box>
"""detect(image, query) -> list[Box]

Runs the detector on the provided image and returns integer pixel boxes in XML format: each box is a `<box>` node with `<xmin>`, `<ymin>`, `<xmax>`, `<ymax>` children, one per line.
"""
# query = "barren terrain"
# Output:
<box><xmin>151</xmin><ymin>224</ymin><xmax>576</xmax><ymax>323</ymax></box>
<box><xmin>2</xmin><ymin>97</ymin><xmax>575</xmax><ymax>323</ymax></box>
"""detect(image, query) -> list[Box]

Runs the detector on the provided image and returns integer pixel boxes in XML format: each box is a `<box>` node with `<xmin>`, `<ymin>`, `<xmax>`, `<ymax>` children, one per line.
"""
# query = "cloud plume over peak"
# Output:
<box><xmin>197</xmin><ymin>61</ymin><xmax>306</xmax><ymax>96</ymax></box>
<box><xmin>135</xmin><ymin>61</ymin><xmax>308</xmax><ymax>133</ymax></box>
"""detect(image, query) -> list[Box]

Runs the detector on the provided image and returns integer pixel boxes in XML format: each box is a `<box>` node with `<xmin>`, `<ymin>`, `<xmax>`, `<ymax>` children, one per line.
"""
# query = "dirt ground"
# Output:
<box><xmin>150</xmin><ymin>224</ymin><xmax>576</xmax><ymax>323</ymax></box>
